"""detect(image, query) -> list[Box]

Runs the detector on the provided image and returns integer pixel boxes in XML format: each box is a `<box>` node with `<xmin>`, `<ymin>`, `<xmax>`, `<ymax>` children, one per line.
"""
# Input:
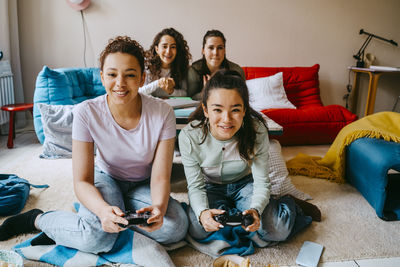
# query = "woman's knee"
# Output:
<box><xmin>258</xmin><ymin>217</ymin><xmax>292</xmax><ymax>241</ymax></box>
<box><xmin>258</xmin><ymin>224</ymin><xmax>291</xmax><ymax>242</ymax></box>
<box><xmin>76</xmin><ymin>228</ymin><xmax>118</xmax><ymax>253</ymax></box>
<box><xmin>71</xmin><ymin>217</ymin><xmax>118</xmax><ymax>253</ymax></box>
<box><xmin>157</xmin><ymin>199</ymin><xmax>188</xmax><ymax>243</ymax></box>
<box><xmin>258</xmin><ymin>197</ymin><xmax>297</xmax><ymax>241</ymax></box>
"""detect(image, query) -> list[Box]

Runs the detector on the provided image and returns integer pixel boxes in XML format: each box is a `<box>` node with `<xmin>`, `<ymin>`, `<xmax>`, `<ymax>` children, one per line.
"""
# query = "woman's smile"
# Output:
<box><xmin>112</xmin><ymin>89</ymin><xmax>128</xmax><ymax>96</ymax></box>
<box><xmin>218</xmin><ymin>125</ymin><xmax>234</xmax><ymax>130</ymax></box>
<box><xmin>204</xmin><ymin>88</ymin><xmax>245</xmax><ymax>141</ymax></box>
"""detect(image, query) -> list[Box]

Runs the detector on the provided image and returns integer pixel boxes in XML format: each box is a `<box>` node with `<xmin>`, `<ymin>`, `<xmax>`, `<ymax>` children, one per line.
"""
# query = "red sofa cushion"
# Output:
<box><xmin>243</xmin><ymin>64</ymin><xmax>358</xmax><ymax>145</ymax></box>
<box><xmin>263</xmin><ymin>105</ymin><xmax>358</xmax><ymax>145</ymax></box>
<box><xmin>243</xmin><ymin>64</ymin><xmax>323</xmax><ymax>109</ymax></box>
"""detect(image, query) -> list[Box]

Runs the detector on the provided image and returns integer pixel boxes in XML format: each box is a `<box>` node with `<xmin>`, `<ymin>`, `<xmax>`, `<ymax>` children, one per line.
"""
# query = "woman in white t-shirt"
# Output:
<box><xmin>0</xmin><ymin>36</ymin><xmax>188</xmax><ymax>258</ymax></box>
<box><xmin>139</xmin><ymin>28</ymin><xmax>192</xmax><ymax>98</ymax></box>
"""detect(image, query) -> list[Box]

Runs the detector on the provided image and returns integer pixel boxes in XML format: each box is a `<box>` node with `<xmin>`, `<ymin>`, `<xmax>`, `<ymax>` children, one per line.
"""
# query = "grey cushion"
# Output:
<box><xmin>38</xmin><ymin>103</ymin><xmax>74</xmax><ymax>159</ymax></box>
<box><xmin>269</xmin><ymin>139</ymin><xmax>311</xmax><ymax>200</ymax></box>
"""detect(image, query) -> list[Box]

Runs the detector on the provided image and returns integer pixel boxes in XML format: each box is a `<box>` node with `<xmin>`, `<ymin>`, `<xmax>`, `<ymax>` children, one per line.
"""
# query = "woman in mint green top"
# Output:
<box><xmin>179</xmin><ymin>117</ymin><xmax>270</xmax><ymax>224</ymax></box>
<box><xmin>179</xmin><ymin>69</ymin><xmax>313</xmax><ymax>243</ymax></box>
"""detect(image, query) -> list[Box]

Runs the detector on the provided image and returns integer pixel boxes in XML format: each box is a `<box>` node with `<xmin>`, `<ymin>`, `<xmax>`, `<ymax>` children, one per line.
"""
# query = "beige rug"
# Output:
<box><xmin>1</xmin><ymin>134</ymin><xmax>399</xmax><ymax>266</ymax></box>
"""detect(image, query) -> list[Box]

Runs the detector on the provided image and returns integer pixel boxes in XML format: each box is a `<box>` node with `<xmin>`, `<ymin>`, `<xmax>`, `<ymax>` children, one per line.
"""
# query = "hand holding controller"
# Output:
<box><xmin>119</xmin><ymin>211</ymin><xmax>152</xmax><ymax>228</ymax></box>
<box><xmin>213</xmin><ymin>211</ymin><xmax>254</xmax><ymax>228</ymax></box>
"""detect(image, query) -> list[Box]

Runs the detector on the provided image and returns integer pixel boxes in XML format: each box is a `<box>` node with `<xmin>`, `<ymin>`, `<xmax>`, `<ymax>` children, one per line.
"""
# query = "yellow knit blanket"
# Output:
<box><xmin>286</xmin><ymin>111</ymin><xmax>400</xmax><ymax>183</ymax></box>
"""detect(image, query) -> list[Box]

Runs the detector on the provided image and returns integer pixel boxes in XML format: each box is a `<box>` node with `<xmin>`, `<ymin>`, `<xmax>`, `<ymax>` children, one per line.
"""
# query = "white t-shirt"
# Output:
<box><xmin>72</xmin><ymin>94</ymin><xmax>176</xmax><ymax>181</ymax></box>
<box><xmin>139</xmin><ymin>68</ymin><xmax>187</xmax><ymax>97</ymax></box>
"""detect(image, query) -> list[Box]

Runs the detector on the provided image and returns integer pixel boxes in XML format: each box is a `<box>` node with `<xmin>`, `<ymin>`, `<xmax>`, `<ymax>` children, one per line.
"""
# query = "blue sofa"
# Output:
<box><xmin>33</xmin><ymin>66</ymin><xmax>105</xmax><ymax>143</ymax></box>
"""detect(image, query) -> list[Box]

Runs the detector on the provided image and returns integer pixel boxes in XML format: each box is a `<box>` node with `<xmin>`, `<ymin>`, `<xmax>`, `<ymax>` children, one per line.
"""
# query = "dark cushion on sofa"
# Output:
<box><xmin>243</xmin><ymin>64</ymin><xmax>357</xmax><ymax>145</ymax></box>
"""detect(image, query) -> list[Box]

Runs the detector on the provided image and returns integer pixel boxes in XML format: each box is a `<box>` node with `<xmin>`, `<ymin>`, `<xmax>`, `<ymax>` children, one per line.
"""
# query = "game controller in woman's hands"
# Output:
<box><xmin>119</xmin><ymin>211</ymin><xmax>152</xmax><ymax>227</ymax></box>
<box><xmin>213</xmin><ymin>211</ymin><xmax>254</xmax><ymax>227</ymax></box>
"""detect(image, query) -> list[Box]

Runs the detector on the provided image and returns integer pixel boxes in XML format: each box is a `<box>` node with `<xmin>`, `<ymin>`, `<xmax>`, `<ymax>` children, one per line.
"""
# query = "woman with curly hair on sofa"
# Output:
<box><xmin>139</xmin><ymin>27</ymin><xmax>192</xmax><ymax>98</ymax></box>
<box><xmin>187</xmin><ymin>29</ymin><xmax>245</xmax><ymax>100</ymax></box>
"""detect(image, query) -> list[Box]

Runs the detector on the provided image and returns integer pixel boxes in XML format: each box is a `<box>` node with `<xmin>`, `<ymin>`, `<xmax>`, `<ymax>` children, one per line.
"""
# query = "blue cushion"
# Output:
<box><xmin>346</xmin><ymin>137</ymin><xmax>400</xmax><ymax>220</ymax></box>
<box><xmin>33</xmin><ymin>66</ymin><xmax>105</xmax><ymax>143</ymax></box>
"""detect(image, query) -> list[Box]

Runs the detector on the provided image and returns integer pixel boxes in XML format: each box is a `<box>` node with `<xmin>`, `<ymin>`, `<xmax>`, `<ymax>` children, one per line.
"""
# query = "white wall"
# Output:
<box><xmin>17</xmin><ymin>0</ymin><xmax>400</xmax><ymax>117</ymax></box>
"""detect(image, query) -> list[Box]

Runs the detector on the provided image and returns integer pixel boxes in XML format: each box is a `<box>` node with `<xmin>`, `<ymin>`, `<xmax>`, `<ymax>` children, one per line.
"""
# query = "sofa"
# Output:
<box><xmin>33</xmin><ymin>66</ymin><xmax>105</xmax><ymax>144</ymax></box>
<box><xmin>34</xmin><ymin>64</ymin><xmax>357</xmax><ymax>147</ymax></box>
<box><xmin>243</xmin><ymin>64</ymin><xmax>357</xmax><ymax>145</ymax></box>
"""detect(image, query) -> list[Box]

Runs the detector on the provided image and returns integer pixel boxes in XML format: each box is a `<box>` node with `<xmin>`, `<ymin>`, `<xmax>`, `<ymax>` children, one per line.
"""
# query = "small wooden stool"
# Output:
<box><xmin>1</xmin><ymin>103</ymin><xmax>34</xmax><ymax>148</ymax></box>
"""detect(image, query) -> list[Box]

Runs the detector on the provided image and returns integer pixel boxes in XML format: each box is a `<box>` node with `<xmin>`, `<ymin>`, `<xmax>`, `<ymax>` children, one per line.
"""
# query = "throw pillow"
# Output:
<box><xmin>247</xmin><ymin>72</ymin><xmax>296</xmax><ymax>111</ymax></box>
<box><xmin>269</xmin><ymin>139</ymin><xmax>311</xmax><ymax>200</ymax></box>
<box><xmin>37</xmin><ymin>103</ymin><xmax>74</xmax><ymax>159</ymax></box>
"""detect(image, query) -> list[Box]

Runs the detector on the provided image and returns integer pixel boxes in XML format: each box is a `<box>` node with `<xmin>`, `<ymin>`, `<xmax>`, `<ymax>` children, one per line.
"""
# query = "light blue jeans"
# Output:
<box><xmin>188</xmin><ymin>175</ymin><xmax>311</xmax><ymax>243</ymax></box>
<box><xmin>37</xmin><ymin>168</ymin><xmax>188</xmax><ymax>253</ymax></box>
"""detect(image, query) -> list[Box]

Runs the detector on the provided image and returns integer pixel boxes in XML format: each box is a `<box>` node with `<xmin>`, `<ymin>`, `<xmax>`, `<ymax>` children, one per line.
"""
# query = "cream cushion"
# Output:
<box><xmin>247</xmin><ymin>72</ymin><xmax>296</xmax><ymax>111</ymax></box>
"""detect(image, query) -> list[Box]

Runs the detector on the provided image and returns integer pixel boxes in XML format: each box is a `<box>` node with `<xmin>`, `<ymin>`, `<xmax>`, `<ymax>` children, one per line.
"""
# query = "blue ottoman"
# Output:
<box><xmin>346</xmin><ymin>137</ymin><xmax>400</xmax><ymax>221</ymax></box>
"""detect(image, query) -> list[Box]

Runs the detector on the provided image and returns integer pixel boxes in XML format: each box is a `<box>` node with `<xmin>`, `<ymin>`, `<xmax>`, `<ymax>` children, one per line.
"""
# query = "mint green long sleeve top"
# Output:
<box><xmin>178</xmin><ymin>119</ymin><xmax>271</xmax><ymax>220</ymax></box>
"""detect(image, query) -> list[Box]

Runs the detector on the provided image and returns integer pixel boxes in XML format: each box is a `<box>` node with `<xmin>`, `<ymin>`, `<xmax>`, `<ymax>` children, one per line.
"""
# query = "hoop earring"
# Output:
<box><xmin>241</xmin><ymin>120</ymin><xmax>245</xmax><ymax>129</ymax></box>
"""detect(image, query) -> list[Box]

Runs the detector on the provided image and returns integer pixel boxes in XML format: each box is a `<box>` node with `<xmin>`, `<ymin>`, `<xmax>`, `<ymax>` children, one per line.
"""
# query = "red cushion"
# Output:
<box><xmin>243</xmin><ymin>64</ymin><xmax>323</xmax><ymax>109</ymax></box>
<box><xmin>262</xmin><ymin>105</ymin><xmax>358</xmax><ymax>145</ymax></box>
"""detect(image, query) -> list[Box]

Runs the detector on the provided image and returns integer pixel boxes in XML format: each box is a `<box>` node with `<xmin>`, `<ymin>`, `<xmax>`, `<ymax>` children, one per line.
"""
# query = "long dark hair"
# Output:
<box><xmin>189</xmin><ymin>69</ymin><xmax>267</xmax><ymax>160</ymax></box>
<box><xmin>200</xmin><ymin>29</ymin><xmax>230</xmax><ymax>75</ymax></box>
<box><xmin>146</xmin><ymin>28</ymin><xmax>191</xmax><ymax>85</ymax></box>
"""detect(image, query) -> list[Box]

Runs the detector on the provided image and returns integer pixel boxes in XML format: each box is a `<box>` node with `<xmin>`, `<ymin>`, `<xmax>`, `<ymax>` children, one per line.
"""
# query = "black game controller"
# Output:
<box><xmin>213</xmin><ymin>211</ymin><xmax>254</xmax><ymax>227</ymax></box>
<box><xmin>119</xmin><ymin>211</ymin><xmax>152</xmax><ymax>227</ymax></box>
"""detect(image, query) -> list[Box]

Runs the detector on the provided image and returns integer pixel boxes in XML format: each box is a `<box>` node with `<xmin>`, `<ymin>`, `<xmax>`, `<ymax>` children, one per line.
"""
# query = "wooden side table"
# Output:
<box><xmin>1</xmin><ymin>103</ymin><xmax>33</xmax><ymax>148</ymax></box>
<box><xmin>349</xmin><ymin>67</ymin><xmax>400</xmax><ymax>116</ymax></box>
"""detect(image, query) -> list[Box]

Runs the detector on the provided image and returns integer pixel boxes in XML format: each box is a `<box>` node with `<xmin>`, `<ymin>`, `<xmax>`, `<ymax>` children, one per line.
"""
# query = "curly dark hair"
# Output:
<box><xmin>99</xmin><ymin>36</ymin><xmax>145</xmax><ymax>73</ymax></box>
<box><xmin>146</xmin><ymin>28</ymin><xmax>192</xmax><ymax>85</ymax></box>
<box><xmin>189</xmin><ymin>69</ymin><xmax>267</xmax><ymax>161</ymax></box>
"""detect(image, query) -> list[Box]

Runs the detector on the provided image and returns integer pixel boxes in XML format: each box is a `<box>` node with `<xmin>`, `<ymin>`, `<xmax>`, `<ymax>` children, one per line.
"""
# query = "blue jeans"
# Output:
<box><xmin>37</xmin><ymin>168</ymin><xmax>188</xmax><ymax>253</ymax></box>
<box><xmin>188</xmin><ymin>175</ymin><xmax>311</xmax><ymax>243</ymax></box>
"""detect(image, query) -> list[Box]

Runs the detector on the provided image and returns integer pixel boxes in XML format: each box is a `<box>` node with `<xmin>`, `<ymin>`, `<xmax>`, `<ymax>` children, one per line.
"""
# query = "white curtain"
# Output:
<box><xmin>0</xmin><ymin>0</ymin><xmax>26</xmax><ymax>126</ymax></box>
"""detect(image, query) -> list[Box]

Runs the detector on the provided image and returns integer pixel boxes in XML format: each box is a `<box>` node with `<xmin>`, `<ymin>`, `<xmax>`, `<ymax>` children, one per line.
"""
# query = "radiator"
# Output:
<box><xmin>0</xmin><ymin>61</ymin><xmax>15</xmax><ymax>125</ymax></box>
